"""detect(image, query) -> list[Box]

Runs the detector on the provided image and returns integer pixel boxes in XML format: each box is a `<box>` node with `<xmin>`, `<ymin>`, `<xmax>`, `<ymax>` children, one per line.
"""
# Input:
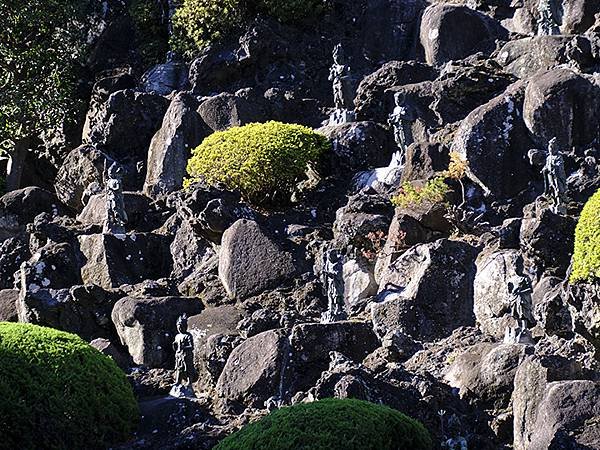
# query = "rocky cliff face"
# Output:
<box><xmin>2</xmin><ymin>0</ymin><xmax>600</xmax><ymax>448</ymax></box>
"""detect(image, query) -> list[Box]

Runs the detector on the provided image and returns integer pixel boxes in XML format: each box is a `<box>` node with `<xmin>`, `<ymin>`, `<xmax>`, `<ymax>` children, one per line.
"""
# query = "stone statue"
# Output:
<box><xmin>170</xmin><ymin>314</ymin><xmax>196</xmax><ymax>398</ymax></box>
<box><xmin>388</xmin><ymin>92</ymin><xmax>416</xmax><ymax>166</ymax></box>
<box><xmin>440</xmin><ymin>412</ymin><xmax>468</xmax><ymax>450</ymax></box>
<box><xmin>542</xmin><ymin>138</ymin><xmax>568</xmax><ymax>214</ymax></box>
<box><xmin>537</xmin><ymin>0</ymin><xmax>559</xmax><ymax>36</ymax></box>
<box><xmin>328</xmin><ymin>44</ymin><xmax>356</xmax><ymax>125</ymax></box>
<box><xmin>103</xmin><ymin>161</ymin><xmax>128</xmax><ymax>235</ymax></box>
<box><xmin>321</xmin><ymin>249</ymin><xmax>348</xmax><ymax>323</ymax></box>
<box><xmin>504</xmin><ymin>274</ymin><xmax>535</xmax><ymax>345</ymax></box>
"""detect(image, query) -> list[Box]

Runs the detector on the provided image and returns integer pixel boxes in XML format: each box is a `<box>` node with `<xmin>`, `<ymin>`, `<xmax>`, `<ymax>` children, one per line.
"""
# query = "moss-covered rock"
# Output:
<box><xmin>186</xmin><ymin>121</ymin><xmax>330</xmax><ymax>205</ymax></box>
<box><xmin>0</xmin><ymin>322</ymin><xmax>139</xmax><ymax>449</ymax></box>
<box><xmin>570</xmin><ymin>189</ymin><xmax>600</xmax><ymax>284</ymax></box>
<box><xmin>214</xmin><ymin>398</ymin><xmax>433</xmax><ymax>450</ymax></box>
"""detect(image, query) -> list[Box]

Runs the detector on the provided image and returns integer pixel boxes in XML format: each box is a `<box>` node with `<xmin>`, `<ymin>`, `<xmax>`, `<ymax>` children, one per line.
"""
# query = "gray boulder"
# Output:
<box><xmin>420</xmin><ymin>4</ymin><xmax>508</xmax><ymax>66</ymax></box>
<box><xmin>0</xmin><ymin>289</ymin><xmax>18</xmax><ymax>322</ymax></box>
<box><xmin>112</xmin><ymin>296</ymin><xmax>204</xmax><ymax>368</ymax></box>
<box><xmin>561</xmin><ymin>0</ymin><xmax>600</xmax><ymax>34</ymax></box>
<box><xmin>170</xmin><ymin>219</ymin><xmax>214</xmax><ymax>283</ymax></box>
<box><xmin>373</xmin><ymin>239</ymin><xmax>478</xmax><ymax>341</ymax></box>
<box><xmin>78</xmin><ymin>233</ymin><xmax>172</xmax><ymax>289</ymax></box>
<box><xmin>144</xmin><ymin>93</ymin><xmax>206</xmax><ymax>197</ymax></box>
<box><xmin>140</xmin><ymin>61</ymin><xmax>189</xmax><ymax>96</ymax></box>
<box><xmin>197</xmin><ymin>89</ymin><xmax>270</xmax><ymax>132</ymax></box>
<box><xmin>77</xmin><ymin>192</ymin><xmax>152</xmax><ymax>231</ymax></box>
<box><xmin>342</xmin><ymin>259</ymin><xmax>377</xmax><ymax>308</ymax></box>
<box><xmin>0</xmin><ymin>236</ymin><xmax>30</xmax><ymax>289</ymax></box>
<box><xmin>216</xmin><ymin>329</ymin><xmax>288</xmax><ymax>408</ymax></box>
<box><xmin>218</xmin><ymin>219</ymin><xmax>297</xmax><ymax>300</ymax></box>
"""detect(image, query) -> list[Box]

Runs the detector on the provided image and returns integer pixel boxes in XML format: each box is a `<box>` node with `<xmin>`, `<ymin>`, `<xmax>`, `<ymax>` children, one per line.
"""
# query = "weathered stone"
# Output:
<box><xmin>78</xmin><ymin>233</ymin><xmax>172</xmax><ymax>289</ymax></box>
<box><xmin>112</xmin><ymin>296</ymin><xmax>204</xmax><ymax>368</ymax></box>
<box><xmin>523</xmin><ymin>68</ymin><xmax>600</xmax><ymax>150</ymax></box>
<box><xmin>54</xmin><ymin>145</ymin><xmax>114</xmax><ymax>209</ymax></box>
<box><xmin>140</xmin><ymin>61</ymin><xmax>189</xmax><ymax>96</ymax></box>
<box><xmin>197</xmin><ymin>90</ymin><xmax>270</xmax><ymax>132</ymax></box>
<box><xmin>0</xmin><ymin>289</ymin><xmax>18</xmax><ymax>322</ymax></box>
<box><xmin>219</xmin><ymin>220</ymin><xmax>297</xmax><ymax>300</ymax></box>
<box><xmin>373</xmin><ymin>239</ymin><xmax>478</xmax><ymax>341</ymax></box>
<box><xmin>401</xmin><ymin>142</ymin><xmax>449</xmax><ymax>183</ymax></box>
<box><xmin>144</xmin><ymin>93</ymin><xmax>206</xmax><ymax>197</ymax></box>
<box><xmin>216</xmin><ymin>329</ymin><xmax>288</xmax><ymax>408</ymax></box>
<box><xmin>420</xmin><ymin>4</ymin><xmax>508</xmax><ymax>66</ymax></box>
<box><xmin>170</xmin><ymin>220</ymin><xmax>214</xmax><ymax>283</ymax></box>
<box><xmin>90</xmin><ymin>337</ymin><xmax>131</xmax><ymax>370</ymax></box>
<box><xmin>343</xmin><ymin>259</ymin><xmax>377</xmax><ymax>308</ymax></box>
<box><xmin>561</xmin><ymin>0</ymin><xmax>600</xmax><ymax>34</ymax></box>
<box><xmin>19</xmin><ymin>242</ymin><xmax>83</xmax><ymax>290</ymax></box>
<box><xmin>474</xmin><ymin>248</ymin><xmax>525</xmax><ymax>339</ymax></box>
<box><xmin>0</xmin><ymin>235</ymin><xmax>30</xmax><ymax>289</ymax></box>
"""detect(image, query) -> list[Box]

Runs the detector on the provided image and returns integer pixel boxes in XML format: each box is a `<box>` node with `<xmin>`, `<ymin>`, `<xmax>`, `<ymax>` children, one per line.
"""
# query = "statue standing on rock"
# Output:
<box><xmin>388</xmin><ymin>92</ymin><xmax>416</xmax><ymax>166</ymax></box>
<box><xmin>504</xmin><ymin>274</ymin><xmax>535</xmax><ymax>345</ymax></box>
<box><xmin>542</xmin><ymin>138</ymin><xmax>568</xmax><ymax>215</ymax></box>
<box><xmin>328</xmin><ymin>43</ymin><xmax>356</xmax><ymax>125</ymax></box>
<box><xmin>170</xmin><ymin>314</ymin><xmax>196</xmax><ymax>398</ymax></box>
<box><xmin>103</xmin><ymin>161</ymin><xmax>128</xmax><ymax>235</ymax></box>
<box><xmin>321</xmin><ymin>249</ymin><xmax>348</xmax><ymax>323</ymax></box>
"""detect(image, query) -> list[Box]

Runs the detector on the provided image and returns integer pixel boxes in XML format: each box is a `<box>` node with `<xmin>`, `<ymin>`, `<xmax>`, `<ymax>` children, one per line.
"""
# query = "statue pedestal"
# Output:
<box><xmin>503</xmin><ymin>326</ymin><xmax>534</xmax><ymax>345</ymax></box>
<box><xmin>169</xmin><ymin>383</ymin><xmax>196</xmax><ymax>399</ymax></box>
<box><xmin>328</xmin><ymin>109</ymin><xmax>356</xmax><ymax>126</ymax></box>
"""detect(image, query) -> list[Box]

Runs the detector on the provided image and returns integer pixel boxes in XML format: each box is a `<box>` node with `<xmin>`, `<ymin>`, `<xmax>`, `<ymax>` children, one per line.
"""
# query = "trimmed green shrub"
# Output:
<box><xmin>186</xmin><ymin>121</ymin><xmax>330</xmax><ymax>204</ymax></box>
<box><xmin>171</xmin><ymin>0</ymin><xmax>327</xmax><ymax>54</ymax></box>
<box><xmin>0</xmin><ymin>322</ymin><xmax>139</xmax><ymax>449</ymax></box>
<box><xmin>570</xmin><ymin>189</ymin><xmax>600</xmax><ymax>283</ymax></box>
<box><xmin>215</xmin><ymin>398</ymin><xmax>433</xmax><ymax>450</ymax></box>
<box><xmin>391</xmin><ymin>177</ymin><xmax>451</xmax><ymax>209</ymax></box>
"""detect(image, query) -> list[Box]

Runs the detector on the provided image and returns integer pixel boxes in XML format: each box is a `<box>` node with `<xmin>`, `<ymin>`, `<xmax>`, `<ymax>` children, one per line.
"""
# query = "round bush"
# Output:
<box><xmin>570</xmin><ymin>189</ymin><xmax>600</xmax><ymax>283</ymax></box>
<box><xmin>186</xmin><ymin>121</ymin><xmax>330</xmax><ymax>204</ymax></box>
<box><xmin>214</xmin><ymin>398</ymin><xmax>433</xmax><ymax>450</ymax></box>
<box><xmin>0</xmin><ymin>323</ymin><xmax>139</xmax><ymax>449</ymax></box>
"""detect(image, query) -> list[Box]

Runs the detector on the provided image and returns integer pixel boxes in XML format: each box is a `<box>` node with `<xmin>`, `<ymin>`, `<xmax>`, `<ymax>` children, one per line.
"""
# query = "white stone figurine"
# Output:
<box><xmin>170</xmin><ymin>314</ymin><xmax>196</xmax><ymax>398</ymax></box>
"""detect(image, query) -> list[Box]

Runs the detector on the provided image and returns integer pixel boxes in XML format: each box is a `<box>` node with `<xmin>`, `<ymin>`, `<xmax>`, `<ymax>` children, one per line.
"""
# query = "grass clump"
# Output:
<box><xmin>570</xmin><ymin>189</ymin><xmax>600</xmax><ymax>284</ymax></box>
<box><xmin>0</xmin><ymin>322</ymin><xmax>138</xmax><ymax>449</ymax></box>
<box><xmin>186</xmin><ymin>121</ymin><xmax>330</xmax><ymax>205</ymax></box>
<box><xmin>391</xmin><ymin>177</ymin><xmax>451</xmax><ymax>209</ymax></box>
<box><xmin>215</xmin><ymin>398</ymin><xmax>432</xmax><ymax>450</ymax></box>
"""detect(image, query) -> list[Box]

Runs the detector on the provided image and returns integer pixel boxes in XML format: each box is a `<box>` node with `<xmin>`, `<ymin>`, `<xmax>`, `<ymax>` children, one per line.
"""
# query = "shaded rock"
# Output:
<box><xmin>474</xmin><ymin>248</ymin><xmax>525</xmax><ymax>339</ymax></box>
<box><xmin>77</xmin><ymin>192</ymin><xmax>154</xmax><ymax>231</ymax></box>
<box><xmin>561</xmin><ymin>0</ymin><xmax>600</xmax><ymax>34</ymax></box>
<box><xmin>451</xmin><ymin>81</ymin><xmax>535</xmax><ymax>199</ymax></box>
<box><xmin>197</xmin><ymin>89</ymin><xmax>270</xmax><ymax>132</ymax></box>
<box><xmin>129</xmin><ymin>368</ymin><xmax>174</xmax><ymax>398</ymax></box>
<box><xmin>170</xmin><ymin>220</ymin><xmax>214</xmax><ymax>283</ymax></box>
<box><xmin>523</xmin><ymin>68</ymin><xmax>600</xmax><ymax>150</ymax></box>
<box><xmin>54</xmin><ymin>145</ymin><xmax>114</xmax><ymax>209</ymax></box>
<box><xmin>0</xmin><ymin>289</ymin><xmax>18</xmax><ymax>322</ymax></box>
<box><xmin>144</xmin><ymin>93</ymin><xmax>206</xmax><ymax>197</ymax></box>
<box><xmin>373</xmin><ymin>239</ymin><xmax>478</xmax><ymax>341</ymax></box>
<box><xmin>318</xmin><ymin>121</ymin><xmax>392</xmax><ymax>175</ymax></box>
<box><xmin>401</xmin><ymin>142</ymin><xmax>449</xmax><ymax>183</ymax></box>
<box><xmin>83</xmin><ymin>89</ymin><xmax>169</xmax><ymax>164</ymax></box>
<box><xmin>18</xmin><ymin>242</ymin><xmax>83</xmax><ymax>290</ymax></box>
<box><xmin>90</xmin><ymin>337</ymin><xmax>131</xmax><ymax>370</ymax></box>
<box><xmin>343</xmin><ymin>259</ymin><xmax>377</xmax><ymax>308</ymax></box>
<box><xmin>216</xmin><ymin>329</ymin><xmax>288</xmax><ymax>408</ymax></box>
<box><xmin>219</xmin><ymin>219</ymin><xmax>297</xmax><ymax>300</ymax></box>
<box><xmin>567</xmin><ymin>283</ymin><xmax>600</xmax><ymax>351</ymax></box>
<box><xmin>78</xmin><ymin>233</ymin><xmax>172</xmax><ymax>289</ymax></box>
<box><xmin>420</xmin><ymin>4</ymin><xmax>508</xmax><ymax>66</ymax></box>
<box><xmin>0</xmin><ymin>235</ymin><xmax>30</xmax><ymax>289</ymax></box>
<box><xmin>140</xmin><ymin>61</ymin><xmax>189</xmax><ymax>96</ymax></box>
<box><xmin>354</xmin><ymin>61</ymin><xmax>437</xmax><ymax>122</ymax></box>
<box><xmin>112</xmin><ymin>296</ymin><xmax>204</xmax><ymax>368</ymax></box>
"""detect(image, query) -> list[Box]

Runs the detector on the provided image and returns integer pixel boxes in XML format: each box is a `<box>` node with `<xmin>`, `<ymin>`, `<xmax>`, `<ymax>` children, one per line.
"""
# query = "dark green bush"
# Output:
<box><xmin>186</xmin><ymin>121</ymin><xmax>330</xmax><ymax>204</ymax></box>
<box><xmin>130</xmin><ymin>0</ymin><xmax>169</xmax><ymax>67</ymax></box>
<box><xmin>171</xmin><ymin>0</ymin><xmax>327</xmax><ymax>54</ymax></box>
<box><xmin>570</xmin><ymin>189</ymin><xmax>600</xmax><ymax>283</ymax></box>
<box><xmin>214</xmin><ymin>398</ymin><xmax>433</xmax><ymax>450</ymax></box>
<box><xmin>0</xmin><ymin>322</ymin><xmax>139</xmax><ymax>450</ymax></box>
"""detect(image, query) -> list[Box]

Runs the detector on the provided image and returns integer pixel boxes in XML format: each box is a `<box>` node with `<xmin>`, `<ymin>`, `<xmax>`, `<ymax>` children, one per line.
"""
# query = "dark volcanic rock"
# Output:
<box><xmin>197</xmin><ymin>90</ymin><xmax>270</xmax><ymax>132</ymax></box>
<box><xmin>0</xmin><ymin>289</ymin><xmax>18</xmax><ymax>322</ymax></box>
<box><xmin>140</xmin><ymin>61</ymin><xmax>190</xmax><ymax>96</ymax></box>
<box><xmin>112</xmin><ymin>296</ymin><xmax>204</xmax><ymax>368</ymax></box>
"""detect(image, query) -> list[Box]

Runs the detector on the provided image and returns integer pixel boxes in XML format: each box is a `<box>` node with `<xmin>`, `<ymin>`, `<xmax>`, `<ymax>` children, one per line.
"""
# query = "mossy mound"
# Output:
<box><xmin>215</xmin><ymin>398</ymin><xmax>433</xmax><ymax>450</ymax></box>
<box><xmin>0</xmin><ymin>322</ymin><xmax>139</xmax><ymax>450</ymax></box>
<box><xmin>570</xmin><ymin>189</ymin><xmax>600</xmax><ymax>283</ymax></box>
<box><xmin>186</xmin><ymin>121</ymin><xmax>330</xmax><ymax>205</ymax></box>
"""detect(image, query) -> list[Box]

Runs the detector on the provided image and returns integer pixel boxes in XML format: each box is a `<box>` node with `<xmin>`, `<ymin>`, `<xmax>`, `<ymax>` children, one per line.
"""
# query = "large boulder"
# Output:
<box><xmin>112</xmin><ymin>296</ymin><xmax>204</xmax><ymax>368</ymax></box>
<box><xmin>78</xmin><ymin>233</ymin><xmax>172</xmax><ymax>289</ymax></box>
<box><xmin>0</xmin><ymin>236</ymin><xmax>30</xmax><ymax>289</ymax></box>
<box><xmin>54</xmin><ymin>145</ymin><xmax>114</xmax><ymax>209</ymax></box>
<box><xmin>474</xmin><ymin>248</ymin><xmax>525</xmax><ymax>339</ymax></box>
<box><xmin>77</xmin><ymin>192</ymin><xmax>153</xmax><ymax>231</ymax></box>
<box><xmin>319</xmin><ymin>122</ymin><xmax>392</xmax><ymax>175</ymax></box>
<box><xmin>144</xmin><ymin>93</ymin><xmax>206</xmax><ymax>197</ymax></box>
<box><xmin>140</xmin><ymin>61</ymin><xmax>189</xmax><ymax>96</ymax></box>
<box><xmin>373</xmin><ymin>239</ymin><xmax>479</xmax><ymax>341</ymax></box>
<box><xmin>523</xmin><ymin>68</ymin><xmax>600</xmax><ymax>150</ymax></box>
<box><xmin>451</xmin><ymin>81</ymin><xmax>535</xmax><ymax>199</ymax></box>
<box><xmin>83</xmin><ymin>89</ymin><xmax>169</xmax><ymax>164</ymax></box>
<box><xmin>170</xmin><ymin>219</ymin><xmax>214</xmax><ymax>283</ymax></box>
<box><xmin>419</xmin><ymin>4</ymin><xmax>508</xmax><ymax>66</ymax></box>
<box><xmin>216</xmin><ymin>329</ymin><xmax>288</xmax><ymax>408</ymax></box>
<box><xmin>197</xmin><ymin>90</ymin><xmax>270</xmax><ymax>132</ymax></box>
<box><xmin>561</xmin><ymin>0</ymin><xmax>600</xmax><ymax>34</ymax></box>
<box><xmin>218</xmin><ymin>220</ymin><xmax>297</xmax><ymax>300</ymax></box>
<box><xmin>286</xmin><ymin>321</ymin><xmax>380</xmax><ymax>394</ymax></box>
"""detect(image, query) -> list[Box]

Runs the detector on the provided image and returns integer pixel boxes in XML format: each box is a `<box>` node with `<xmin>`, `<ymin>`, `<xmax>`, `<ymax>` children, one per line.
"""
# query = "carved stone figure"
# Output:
<box><xmin>103</xmin><ymin>162</ymin><xmax>128</xmax><ymax>235</ymax></box>
<box><xmin>388</xmin><ymin>92</ymin><xmax>416</xmax><ymax>166</ymax></box>
<box><xmin>321</xmin><ymin>249</ymin><xmax>348</xmax><ymax>323</ymax></box>
<box><xmin>537</xmin><ymin>0</ymin><xmax>559</xmax><ymax>36</ymax></box>
<box><xmin>504</xmin><ymin>274</ymin><xmax>535</xmax><ymax>345</ymax></box>
<box><xmin>170</xmin><ymin>314</ymin><xmax>196</xmax><ymax>398</ymax></box>
<box><xmin>542</xmin><ymin>138</ymin><xmax>568</xmax><ymax>214</ymax></box>
<box><xmin>441</xmin><ymin>413</ymin><xmax>468</xmax><ymax>450</ymax></box>
<box><xmin>328</xmin><ymin>44</ymin><xmax>356</xmax><ymax>125</ymax></box>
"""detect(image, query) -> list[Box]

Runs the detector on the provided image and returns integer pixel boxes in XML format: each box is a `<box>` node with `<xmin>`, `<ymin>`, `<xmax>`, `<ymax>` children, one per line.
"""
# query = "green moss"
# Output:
<box><xmin>215</xmin><ymin>398</ymin><xmax>433</xmax><ymax>450</ymax></box>
<box><xmin>171</xmin><ymin>0</ymin><xmax>327</xmax><ymax>55</ymax></box>
<box><xmin>391</xmin><ymin>177</ymin><xmax>451</xmax><ymax>209</ymax></box>
<box><xmin>570</xmin><ymin>189</ymin><xmax>600</xmax><ymax>284</ymax></box>
<box><xmin>0</xmin><ymin>322</ymin><xmax>139</xmax><ymax>450</ymax></box>
<box><xmin>186</xmin><ymin>121</ymin><xmax>330</xmax><ymax>205</ymax></box>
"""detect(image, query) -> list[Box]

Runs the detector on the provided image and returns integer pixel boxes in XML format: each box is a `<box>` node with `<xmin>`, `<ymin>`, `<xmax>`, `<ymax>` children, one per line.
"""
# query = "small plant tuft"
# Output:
<box><xmin>391</xmin><ymin>177</ymin><xmax>451</xmax><ymax>209</ymax></box>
